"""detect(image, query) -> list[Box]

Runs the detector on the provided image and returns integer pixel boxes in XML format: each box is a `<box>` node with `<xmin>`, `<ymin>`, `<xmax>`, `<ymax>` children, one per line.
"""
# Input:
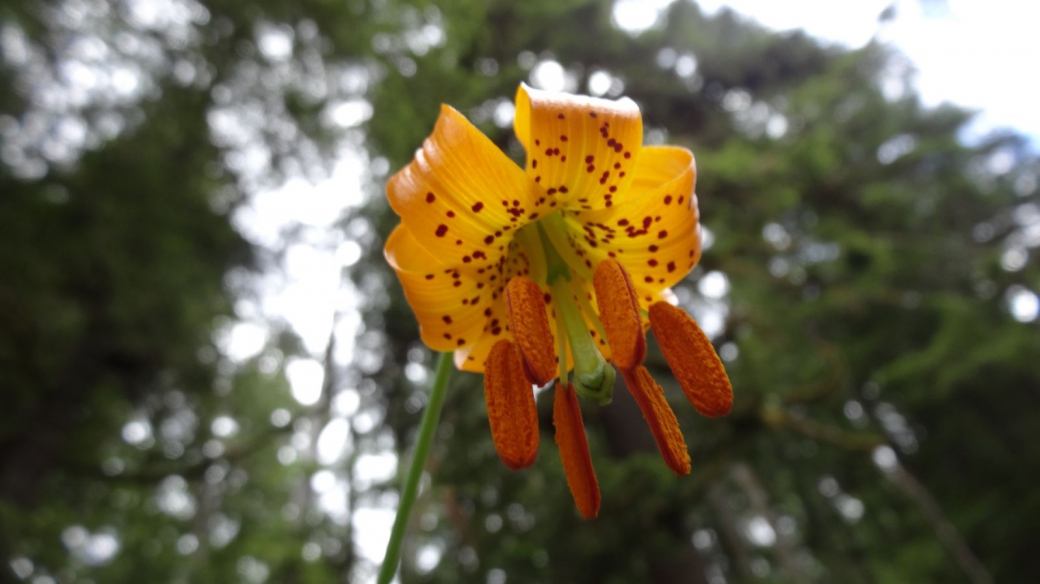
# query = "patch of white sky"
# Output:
<box><xmin>620</xmin><ymin>0</ymin><xmax>1040</xmax><ymax>145</ymax></box>
<box><xmin>611</xmin><ymin>0</ymin><xmax>1040</xmax><ymax>336</ymax></box>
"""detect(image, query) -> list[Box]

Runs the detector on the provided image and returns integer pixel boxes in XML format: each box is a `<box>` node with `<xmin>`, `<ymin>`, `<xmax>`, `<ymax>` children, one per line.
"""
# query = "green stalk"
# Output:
<box><xmin>377</xmin><ymin>351</ymin><xmax>453</xmax><ymax>584</ymax></box>
<box><xmin>551</xmin><ymin>277</ymin><xmax>616</xmax><ymax>405</ymax></box>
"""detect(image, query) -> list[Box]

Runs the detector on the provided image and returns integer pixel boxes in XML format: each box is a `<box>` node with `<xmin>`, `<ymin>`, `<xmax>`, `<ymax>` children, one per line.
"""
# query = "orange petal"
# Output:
<box><xmin>484</xmin><ymin>340</ymin><xmax>540</xmax><ymax>470</ymax></box>
<box><xmin>514</xmin><ymin>84</ymin><xmax>642</xmax><ymax>211</ymax></box>
<box><xmin>387</xmin><ymin>104</ymin><xmax>537</xmax><ymax>269</ymax></box>
<box><xmin>648</xmin><ymin>302</ymin><xmax>733</xmax><ymax>418</ymax></box>
<box><xmin>544</xmin><ymin>146</ymin><xmax>700</xmax><ymax>306</ymax></box>
<box><xmin>592</xmin><ymin>259</ymin><xmax>646</xmax><ymax>369</ymax></box>
<box><xmin>620</xmin><ymin>366</ymin><xmax>691</xmax><ymax>476</ymax></box>
<box><xmin>553</xmin><ymin>383</ymin><xmax>601</xmax><ymax>519</ymax></box>
<box><xmin>505</xmin><ymin>276</ymin><xmax>557</xmax><ymax>385</ymax></box>
<box><xmin>385</xmin><ymin>225</ymin><xmax>491</xmax><ymax>352</ymax></box>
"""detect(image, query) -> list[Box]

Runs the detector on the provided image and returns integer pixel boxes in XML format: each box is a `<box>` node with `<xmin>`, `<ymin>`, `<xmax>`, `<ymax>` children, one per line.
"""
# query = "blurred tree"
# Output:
<box><xmin>1</xmin><ymin>0</ymin><xmax>1037</xmax><ymax>583</ymax></box>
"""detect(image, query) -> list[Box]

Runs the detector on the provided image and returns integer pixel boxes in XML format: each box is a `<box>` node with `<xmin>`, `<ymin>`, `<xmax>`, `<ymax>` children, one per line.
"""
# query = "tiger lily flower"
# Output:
<box><xmin>385</xmin><ymin>84</ymin><xmax>732</xmax><ymax>518</ymax></box>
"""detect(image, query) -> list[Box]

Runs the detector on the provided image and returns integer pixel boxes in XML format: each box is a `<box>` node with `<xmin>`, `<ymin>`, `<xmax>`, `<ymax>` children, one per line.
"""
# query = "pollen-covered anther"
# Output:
<box><xmin>505</xmin><ymin>276</ymin><xmax>557</xmax><ymax>386</ymax></box>
<box><xmin>592</xmin><ymin>259</ymin><xmax>645</xmax><ymax>370</ymax></box>
<box><xmin>484</xmin><ymin>340</ymin><xmax>540</xmax><ymax>470</ymax></box>
<box><xmin>553</xmin><ymin>383</ymin><xmax>601</xmax><ymax>519</ymax></box>
<box><xmin>621</xmin><ymin>366</ymin><xmax>691</xmax><ymax>476</ymax></box>
<box><xmin>648</xmin><ymin>302</ymin><xmax>734</xmax><ymax>418</ymax></box>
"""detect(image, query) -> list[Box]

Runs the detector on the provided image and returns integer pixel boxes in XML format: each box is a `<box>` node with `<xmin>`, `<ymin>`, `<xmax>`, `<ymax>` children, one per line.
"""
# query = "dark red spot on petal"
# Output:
<box><xmin>436</xmin><ymin>225</ymin><xmax>448</xmax><ymax>237</ymax></box>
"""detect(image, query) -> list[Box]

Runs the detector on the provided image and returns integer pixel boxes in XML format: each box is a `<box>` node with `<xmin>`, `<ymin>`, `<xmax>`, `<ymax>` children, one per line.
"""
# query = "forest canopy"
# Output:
<box><xmin>1</xmin><ymin>0</ymin><xmax>1038</xmax><ymax>583</ymax></box>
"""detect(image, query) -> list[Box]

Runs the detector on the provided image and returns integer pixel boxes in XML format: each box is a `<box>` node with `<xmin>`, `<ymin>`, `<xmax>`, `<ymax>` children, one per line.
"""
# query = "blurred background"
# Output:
<box><xmin>2</xmin><ymin>0</ymin><xmax>1038</xmax><ymax>582</ymax></box>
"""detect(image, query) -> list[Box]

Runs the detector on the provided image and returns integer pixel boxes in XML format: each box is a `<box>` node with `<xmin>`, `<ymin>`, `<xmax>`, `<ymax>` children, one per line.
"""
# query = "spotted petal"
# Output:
<box><xmin>550</xmin><ymin>146</ymin><xmax>700</xmax><ymax>307</ymax></box>
<box><xmin>385</xmin><ymin>225</ymin><xmax>502</xmax><ymax>352</ymax></box>
<box><xmin>514</xmin><ymin>84</ymin><xmax>643</xmax><ymax>211</ymax></box>
<box><xmin>388</xmin><ymin>104</ymin><xmax>539</xmax><ymax>268</ymax></box>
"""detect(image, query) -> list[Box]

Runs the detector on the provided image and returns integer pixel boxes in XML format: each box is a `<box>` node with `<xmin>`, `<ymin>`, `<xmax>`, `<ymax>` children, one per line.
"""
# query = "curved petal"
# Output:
<box><xmin>385</xmin><ymin>225</ymin><xmax>497</xmax><ymax>352</ymax></box>
<box><xmin>554</xmin><ymin>146</ymin><xmax>701</xmax><ymax>308</ymax></box>
<box><xmin>515</xmin><ymin>84</ymin><xmax>643</xmax><ymax>211</ymax></box>
<box><xmin>388</xmin><ymin>104</ymin><xmax>540</xmax><ymax>270</ymax></box>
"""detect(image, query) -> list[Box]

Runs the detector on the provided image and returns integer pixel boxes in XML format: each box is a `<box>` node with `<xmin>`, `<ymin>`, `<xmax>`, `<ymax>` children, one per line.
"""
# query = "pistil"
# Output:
<box><xmin>537</xmin><ymin>221</ymin><xmax>616</xmax><ymax>405</ymax></box>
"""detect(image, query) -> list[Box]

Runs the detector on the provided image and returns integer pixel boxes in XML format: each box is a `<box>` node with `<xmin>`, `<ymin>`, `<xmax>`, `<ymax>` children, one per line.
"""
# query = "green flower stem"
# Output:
<box><xmin>377</xmin><ymin>351</ymin><xmax>453</xmax><ymax>584</ymax></box>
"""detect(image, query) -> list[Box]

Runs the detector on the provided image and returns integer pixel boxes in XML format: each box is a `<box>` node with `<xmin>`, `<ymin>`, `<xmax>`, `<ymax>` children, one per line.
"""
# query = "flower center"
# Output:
<box><xmin>513</xmin><ymin>216</ymin><xmax>616</xmax><ymax>405</ymax></box>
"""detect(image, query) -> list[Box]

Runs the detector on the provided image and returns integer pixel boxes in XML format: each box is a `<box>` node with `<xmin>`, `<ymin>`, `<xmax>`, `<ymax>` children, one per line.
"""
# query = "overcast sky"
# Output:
<box><xmin>617</xmin><ymin>0</ymin><xmax>1040</xmax><ymax>147</ymax></box>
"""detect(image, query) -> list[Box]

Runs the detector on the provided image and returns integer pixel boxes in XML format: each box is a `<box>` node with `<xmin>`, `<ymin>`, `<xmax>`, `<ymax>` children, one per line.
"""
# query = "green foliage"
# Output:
<box><xmin>1</xmin><ymin>0</ymin><xmax>1037</xmax><ymax>583</ymax></box>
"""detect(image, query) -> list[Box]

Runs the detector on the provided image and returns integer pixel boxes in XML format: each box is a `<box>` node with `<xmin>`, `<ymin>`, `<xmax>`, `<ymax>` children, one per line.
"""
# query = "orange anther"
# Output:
<box><xmin>592</xmin><ymin>259</ymin><xmax>645</xmax><ymax>370</ymax></box>
<box><xmin>505</xmin><ymin>276</ymin><xmax>557</xmax><ymax>386</ymax></box>
<box><xmin>484</xmin><ymin>340</ymin><xmax>540</xmax><ymax>470</ymax></box>
<box><xmin>553</xmin><ymin>383</ymin><xmax>601</xmax><ymax>519</ymax></box>
<box><xmin>648</xmin><ymin>302</ymin><xmax>733</xmax><ymax>418</ymax></box>
<box><xmin>621</xmin><ymin>366</ymin><xmax>691</xmax><ymax>476</ymax></box>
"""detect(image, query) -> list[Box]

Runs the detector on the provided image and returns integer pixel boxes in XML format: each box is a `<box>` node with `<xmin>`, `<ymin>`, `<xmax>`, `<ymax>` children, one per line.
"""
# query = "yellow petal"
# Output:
<box><xmin>554</xmin><ymin>146</ymin><xmax>700</xmax><ymax>307</ymax></box>
<box><xmin>387</xmin><ymin>104</ymin><xmax>539</xmax><ymax>267</ymax></box>
<box><xmin>515</xmin><ymin>84</ymin><xmax>642</xmax><ymax>211</ymax></box>
<box><xmin>385</xmin><ymin>225</ymin><xmax>498</xmax><ymax>352</ymax></box>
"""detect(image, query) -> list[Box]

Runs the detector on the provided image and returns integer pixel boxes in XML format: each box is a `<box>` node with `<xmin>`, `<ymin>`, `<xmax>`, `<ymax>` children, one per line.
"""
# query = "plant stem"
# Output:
<box><xmin>376</xmin><ymin>351</ymin><xmax>453</xmax><ymax>584</ymax></box>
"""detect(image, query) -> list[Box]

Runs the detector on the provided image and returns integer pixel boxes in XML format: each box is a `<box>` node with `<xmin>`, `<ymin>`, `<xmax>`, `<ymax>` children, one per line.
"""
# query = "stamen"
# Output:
<box><xmin>505</xmin><ymin>276</ymin><xmax>557</xmax><ymax>385</ymax></box>
<box><xmin>484</xmin><ymin>340</ymin><xmax>540</xmax><ymax>470</ymax></box>
<box><xmin>592</xmin><ymin>259</ymin><xmax>645</xmax><ymax>370</ymax></box>
<box><xmin>621</xmin><ymin>366</ymin><xmax>691</xmax><ymax>476</ymax></box>
<box><xmin>648</xmin><ymin>302</ymin><xmax>733</xmax><ymax>418</ymax></box>
<box><xmin>553</xmin><ymin>383</ymin><xmax>600</xmax><ymax>519</ymax></box>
